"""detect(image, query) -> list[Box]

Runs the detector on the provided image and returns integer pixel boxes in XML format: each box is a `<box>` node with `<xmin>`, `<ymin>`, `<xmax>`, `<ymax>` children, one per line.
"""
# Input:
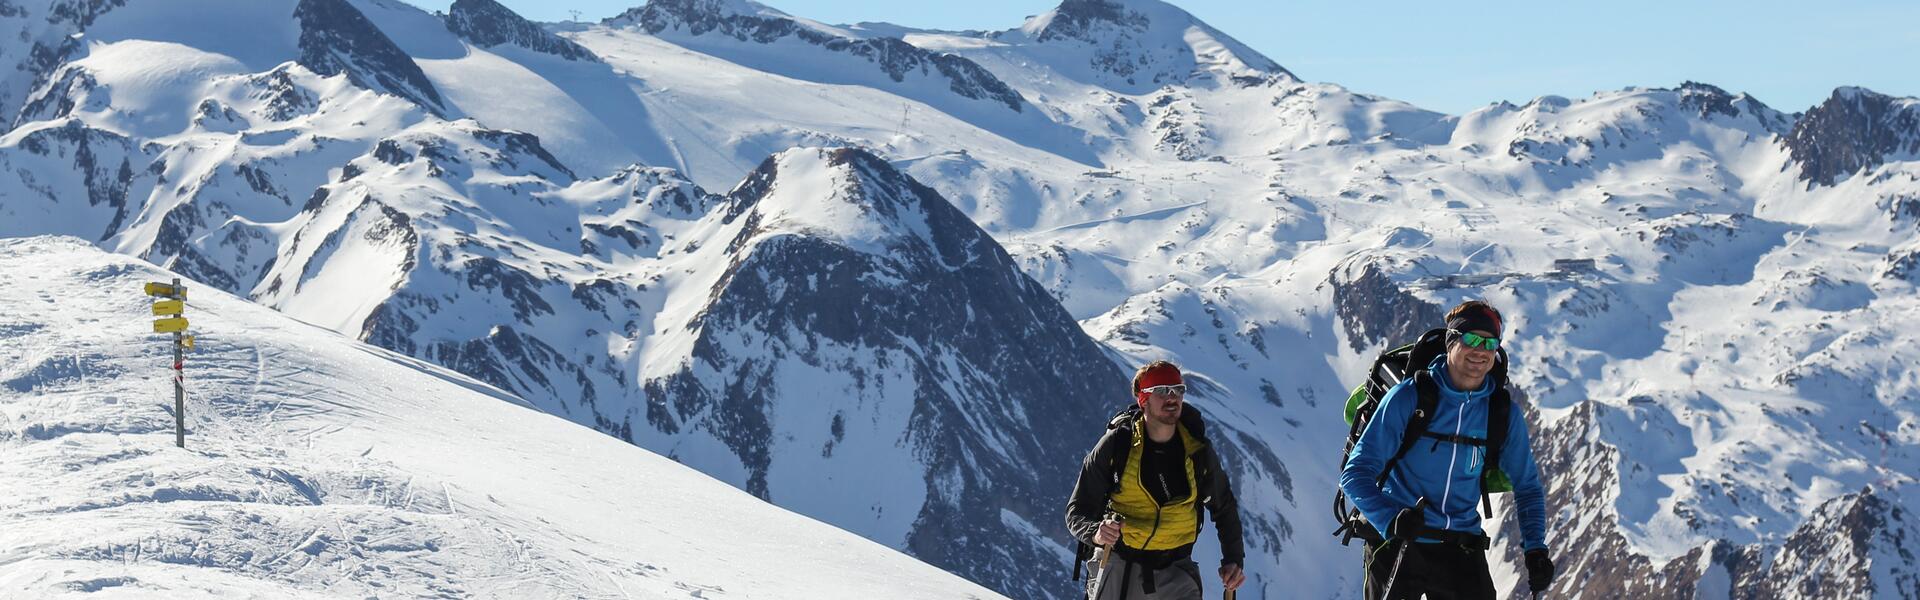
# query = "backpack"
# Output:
<box><xmin>1331</xmin><ymin>328</ymin><xmax>1514</xmax><ymax>546</ymax></box>
<box><xmin>1070</xmin><ymin>404</ymin><xmax>1217</xmax><ymax>581</ymax></box>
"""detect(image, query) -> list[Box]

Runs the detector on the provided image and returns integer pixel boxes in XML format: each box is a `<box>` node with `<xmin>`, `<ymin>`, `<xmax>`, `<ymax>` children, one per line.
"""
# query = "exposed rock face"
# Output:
<box><xmin>1672</xmin><ymin>81</ymin><xmax>1794</xmax><ymax>133</ymax></box>
<box><xmin>445</xmin><ymin>0</ymin><xmax>599</xmax><ymax>62</ymax></box>
<box><xmin>613</xmin><ymin>0</ymin><xmax>1025</xmax><ymax>112</ymax></box>
<box><xmin>1032</xmin><ymin>0</ymin><xmax>1148</xmax><ymax>43</ymax></box>
<box><xmin>294</xmin><ymin>0</ymin><xmax>446</xmax><ymax>114</ymax></box>
<box><xmin>1785</xmin><ymin>87</ymin><xmax>1920</xmax><ymax>187</ymax></box>
<box><xmin>248</xmin><ymin>66</ymin><xmax>321</xmax><ymax>122</ymax></box>
<box><xmin>1330</xmin><ymin>255</ymin><xmax>1445</xmax><ymax>352</ymax></box>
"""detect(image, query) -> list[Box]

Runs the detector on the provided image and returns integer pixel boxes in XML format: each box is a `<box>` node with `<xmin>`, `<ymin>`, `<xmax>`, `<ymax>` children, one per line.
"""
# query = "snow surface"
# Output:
<box><xmin>0</xmin><ymin>236</ymin><xmax>1004</xmax><ymax>599</ymax></box>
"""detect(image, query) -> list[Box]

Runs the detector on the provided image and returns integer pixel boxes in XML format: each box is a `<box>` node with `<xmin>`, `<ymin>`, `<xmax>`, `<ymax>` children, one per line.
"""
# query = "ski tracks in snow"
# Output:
<box><xmin>0</xmin><ymin>254</ymin><xmax>647</xmax><ymax>598</ymax></box>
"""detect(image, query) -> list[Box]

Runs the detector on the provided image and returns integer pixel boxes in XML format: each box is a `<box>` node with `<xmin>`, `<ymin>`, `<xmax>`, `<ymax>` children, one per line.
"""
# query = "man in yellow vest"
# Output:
<box><xmin>1066</xmin><ymin>361</ymin><xmax>1247</xmax><ymax>599</ymax></box>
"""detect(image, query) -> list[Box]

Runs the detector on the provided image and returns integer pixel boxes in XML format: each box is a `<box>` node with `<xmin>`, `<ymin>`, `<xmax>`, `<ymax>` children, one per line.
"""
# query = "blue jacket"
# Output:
<box><xmin>1339</xmin><ymin>357</ymin><xmax>1549</xmax><ymax>550</ymax></box>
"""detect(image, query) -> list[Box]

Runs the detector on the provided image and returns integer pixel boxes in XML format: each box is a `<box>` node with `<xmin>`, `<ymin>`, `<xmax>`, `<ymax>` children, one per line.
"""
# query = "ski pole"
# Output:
<box><xmin>1380</xmin><ymin>497</ymin><xmax>1429</xmax><ymax>600</ymax></box>
<box><xmin>1088</xmin><ymin>513</ymin><xmax>1125</xmax><ymax>599</ymax></box>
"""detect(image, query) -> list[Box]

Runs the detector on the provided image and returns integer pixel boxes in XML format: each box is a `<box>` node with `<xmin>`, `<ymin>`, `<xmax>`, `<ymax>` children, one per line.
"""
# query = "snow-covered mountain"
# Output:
<box><xmin>0</xmin><ymin>235</ymin><xmax>1006</xmax><ymax>598</ymax></box>
<box><xmin>3</xmin><ymin>0</ymin><xmax>1920</xmax><ymax>598</ymax></box>
<box><xmin>995</xmin><ymin>0</ymin><xmax>1293</xmax><ymax>92</ymax></box>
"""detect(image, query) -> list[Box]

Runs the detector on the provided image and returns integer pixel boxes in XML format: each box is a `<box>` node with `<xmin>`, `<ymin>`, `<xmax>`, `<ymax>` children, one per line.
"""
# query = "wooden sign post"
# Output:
<box><xmin>145</xmin><ymin>278</ymin><xmax>189</xmax><ymax>448</ymax></box>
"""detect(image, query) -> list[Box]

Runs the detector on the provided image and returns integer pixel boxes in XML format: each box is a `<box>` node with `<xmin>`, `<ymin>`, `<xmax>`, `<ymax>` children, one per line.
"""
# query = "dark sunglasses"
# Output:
<box><xmin>1141</xmin><ymin>384</ymin><xmax>1187</xmax><ymax>397</ymax></box>
<box><xmin>1448</xmin><ymin>329</ymin><xmax>1501</xmax><ymax>351</ymax></box>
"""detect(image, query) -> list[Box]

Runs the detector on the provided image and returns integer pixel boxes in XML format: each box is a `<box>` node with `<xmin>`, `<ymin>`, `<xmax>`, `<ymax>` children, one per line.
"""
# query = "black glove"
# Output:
<box><xmin>1525</xmin><ymin>549</ymin><xmax>1554</xmax><ymax>592</ymax></box>
<box><xmin>1387</xmin><ymin>505</ymin><xmax>1426</xmax><ymax>540</ymax></box>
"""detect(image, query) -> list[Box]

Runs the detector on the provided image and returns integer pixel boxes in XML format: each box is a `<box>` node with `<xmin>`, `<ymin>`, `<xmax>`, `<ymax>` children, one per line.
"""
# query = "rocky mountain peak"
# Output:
<box><xmin>653</xmin><ymin>144</ymin><xmax>1121</xmax><ymax>598</ymax></box>
<box><xmin>1785</xmin><ymin>86</ymin><xmax>1920</xmax><ymax>187</ymax></box>
<box><xmin>294</xmin><ymin>0</ymin><xmax>446</xmax><ymax>114</ymax></box>
<box><xmin>1675</xmin><ymin>81</ymin><xmax>1746</xmax><ymax>119</ymax></box>
<box><xmin>1008</xmin><ymin>0</ymin><xmax>1293</xmax><ymax>90</ymax></box>
<box><xmin>1029</xmin><ymin>0</ymin><xmax>1150</xmax><ymax>42</ymax></box>
<box><xmin>445</xmin><ymin>0</ymin><xmax>600</xmax><ymax>62</ymax></box>
<box><xmin>722</xmin><ymin>147</ymin><xmax>989</xmax><ymax>262</ymax></box>
<box><xmin>1652</xmin><ymin>81</ymin><xmax>1794</xmax><ymax>134</ymax></box>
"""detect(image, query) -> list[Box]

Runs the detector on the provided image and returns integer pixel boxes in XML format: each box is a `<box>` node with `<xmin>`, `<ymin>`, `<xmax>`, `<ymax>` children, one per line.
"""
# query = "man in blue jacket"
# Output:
<box><xmin>1339</xmin><ymin>300</ymin><xmax>1554</xmax><ymax>599</ymax></box>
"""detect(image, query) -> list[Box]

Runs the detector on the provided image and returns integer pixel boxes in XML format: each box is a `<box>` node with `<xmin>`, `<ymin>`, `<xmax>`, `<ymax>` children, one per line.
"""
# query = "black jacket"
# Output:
<box><xmin>1064</xmin><ymin>405</ymin><xmax>1247</xmax><ymax>568</ymax></box>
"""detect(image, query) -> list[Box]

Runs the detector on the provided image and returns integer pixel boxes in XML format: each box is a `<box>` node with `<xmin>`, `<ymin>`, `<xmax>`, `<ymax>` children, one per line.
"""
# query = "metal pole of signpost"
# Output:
<box><xmin>173</xmin><ymin>277</ymin><xmax>184</xmax><ymax>449</ymax></box>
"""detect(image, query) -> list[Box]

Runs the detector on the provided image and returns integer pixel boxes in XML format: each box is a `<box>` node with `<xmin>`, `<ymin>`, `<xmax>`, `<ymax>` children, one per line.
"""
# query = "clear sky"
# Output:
<box><xmin>405</xmin><ymin>0</ymin><xmax>1920</xmax><ymax>115</ymax></box>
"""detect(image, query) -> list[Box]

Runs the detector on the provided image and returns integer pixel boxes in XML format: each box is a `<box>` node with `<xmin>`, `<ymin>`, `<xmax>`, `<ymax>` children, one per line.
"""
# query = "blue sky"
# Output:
<box><xmin>406</xmin><ymin>0</ymin><xmax>1920</xmax><ymax>115</ymax></box>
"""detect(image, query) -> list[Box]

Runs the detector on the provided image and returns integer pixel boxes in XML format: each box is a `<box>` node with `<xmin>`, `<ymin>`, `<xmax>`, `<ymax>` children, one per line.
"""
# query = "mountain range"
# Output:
<box><xmin>2</xmin><ymin>0</ymin><xmax>1917</xmax><ymax>598</ymax></box>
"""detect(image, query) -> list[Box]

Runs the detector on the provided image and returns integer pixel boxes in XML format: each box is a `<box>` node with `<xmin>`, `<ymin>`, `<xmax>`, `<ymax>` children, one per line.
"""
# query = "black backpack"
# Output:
<box><xmin>1331</xmin><ymin>328</ymin><xmax>1514</xmax><ymax>545</ymax></box>
<box><xmin>1069</xmin><ymin>405</ymin><xmax>1217</xmax><ymax>580</ymax></box>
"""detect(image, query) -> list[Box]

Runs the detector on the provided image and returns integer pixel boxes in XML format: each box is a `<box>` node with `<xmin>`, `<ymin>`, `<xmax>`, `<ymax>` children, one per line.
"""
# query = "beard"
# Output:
<box><xmin>1146</xmin><ymin>401</ymin><xmax>1182</xmax><ymax>426</ymax></box>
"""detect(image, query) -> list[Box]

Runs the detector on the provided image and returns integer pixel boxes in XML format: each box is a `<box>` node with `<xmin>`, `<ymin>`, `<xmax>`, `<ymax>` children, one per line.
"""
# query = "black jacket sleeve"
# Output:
<box><xmin>1065</xmin><ymin>429</ymin><xmax>1123</xmax><ymax>547</ymax></box>
<box><xmin>1201</xmin><ymin>446</ymin><xmax>1246</xmax><ymax>567</ymax></box>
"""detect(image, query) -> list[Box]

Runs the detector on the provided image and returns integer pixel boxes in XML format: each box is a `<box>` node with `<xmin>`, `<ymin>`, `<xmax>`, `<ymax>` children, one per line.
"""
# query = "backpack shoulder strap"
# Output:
<box><xmin>1479</xmin><ymin>386</ymin><xmax>1514</xmax><ymax>517</ymax></box>
<box><xmin>1485</xmin><ymin>387</ymin><xmax>1512</xmax><ymax>469</ymax></box>
<box><xmin>1103</xmin><ymin>408</ymin><xmax>1141</xmax><ymax>486</ymax></box>
<box><xmin>1375</xmin><ymin>370</ymin><xmax>1440</xmax><ymax>486</ymax></box>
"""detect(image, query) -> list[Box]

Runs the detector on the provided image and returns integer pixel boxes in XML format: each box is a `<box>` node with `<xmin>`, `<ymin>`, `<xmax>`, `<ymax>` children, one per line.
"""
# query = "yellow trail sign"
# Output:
<box><xmin>144</xmin><ymin>282</ymin><xmax>186</xmax><ymax>299</ymax></box>
<box><xmin>180</xmin><ymin>335</ymin><xmax>195</xmax><ymax>350</ymax></box>
<box><xmin>153</xmin><ymin>317</ymin><xmax>189</xmax><ymax>333</ymax></box>
<box><xmin>151</xmin><ymin>299</ymin><xmax>184</xmax><ymax>316</ymax></box>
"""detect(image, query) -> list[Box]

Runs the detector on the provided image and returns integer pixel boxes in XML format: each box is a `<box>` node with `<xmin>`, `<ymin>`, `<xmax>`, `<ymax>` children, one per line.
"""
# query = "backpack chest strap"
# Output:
<box><xmin>1421</xmin><ymin>431</ymin><xmax>1488</xmax><ymax>446</ymax></box>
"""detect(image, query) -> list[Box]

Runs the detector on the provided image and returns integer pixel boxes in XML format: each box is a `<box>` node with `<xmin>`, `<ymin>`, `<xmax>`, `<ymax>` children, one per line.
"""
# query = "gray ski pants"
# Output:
<box><xmin>1084</xmin><ymin>549</ymin><xmax>1203</xmax><ymax>600</ymax></box>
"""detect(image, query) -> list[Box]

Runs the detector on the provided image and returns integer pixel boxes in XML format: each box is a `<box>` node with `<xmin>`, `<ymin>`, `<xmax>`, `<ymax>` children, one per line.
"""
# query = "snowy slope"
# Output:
<box><xmin>0</xmin><ymin>235</ymin><xmax>1005</xmax><ymax>599</ymax></box>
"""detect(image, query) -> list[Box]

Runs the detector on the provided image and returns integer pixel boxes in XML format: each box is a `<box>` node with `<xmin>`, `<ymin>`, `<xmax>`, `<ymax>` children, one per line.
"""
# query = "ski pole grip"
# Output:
<box><xmin>1097</xmin><ymin>512</ymin><xmax>1119</xmax><ymax>568</ymax></box>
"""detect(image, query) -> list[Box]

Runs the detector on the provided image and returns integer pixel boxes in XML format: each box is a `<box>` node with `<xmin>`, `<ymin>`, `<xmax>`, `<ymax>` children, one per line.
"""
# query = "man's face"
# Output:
<box><xmin>1142</xmin><ymin>385</ymin><xmax>1184</xmax><ymax>426</ymax></box>
<box><xmin>1446</xmin><ymin>329</ymin><xmax>1499</xmax><ymax>385</ymax></box>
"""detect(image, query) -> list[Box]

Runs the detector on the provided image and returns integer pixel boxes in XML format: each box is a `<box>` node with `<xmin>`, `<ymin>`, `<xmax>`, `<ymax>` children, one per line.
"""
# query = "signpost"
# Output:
<box><xmin>145</xmin><ymin>278</ymin><xmax>189</xmax><ymax>448</ymax></box>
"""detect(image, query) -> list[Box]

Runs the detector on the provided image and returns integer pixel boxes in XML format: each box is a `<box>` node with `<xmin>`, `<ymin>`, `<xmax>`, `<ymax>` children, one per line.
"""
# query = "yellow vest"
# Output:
<box><xmin>1109</xmin><ymin>418</ymin><xmax>1203</xmax><ymax>551</ymax></box>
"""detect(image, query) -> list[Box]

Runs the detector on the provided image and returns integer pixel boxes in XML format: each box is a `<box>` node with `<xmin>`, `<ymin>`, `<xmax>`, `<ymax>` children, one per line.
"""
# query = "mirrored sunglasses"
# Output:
<box><xmin>1449</xmin><ymin>329</ymin><xmax>1501</xmax><ymax>351</ymax></box>
<box><xmin>1142</xmin><ymin>384</ymin><xmax>1187</xmax><ymax>397</ymax></box>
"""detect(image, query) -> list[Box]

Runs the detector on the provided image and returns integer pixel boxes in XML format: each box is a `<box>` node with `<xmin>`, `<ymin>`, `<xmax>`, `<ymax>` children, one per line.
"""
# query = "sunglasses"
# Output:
<box><xmin>1141</xmin><ymin>384</ymin><xmax>1187</xmax><ymax>397</ymax></box>
<box><xmin>1448</xmin><ymin>330</ymin><xmax>1501</xmax><ymax>351</ymax></box>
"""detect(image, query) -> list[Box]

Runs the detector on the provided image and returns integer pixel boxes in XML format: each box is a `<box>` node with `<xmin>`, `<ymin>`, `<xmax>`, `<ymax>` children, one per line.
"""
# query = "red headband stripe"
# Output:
<box><xmin>1135</xmin><ymin>366</ymin><xmax>1182</xmax><ymax>393</ymax></box>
